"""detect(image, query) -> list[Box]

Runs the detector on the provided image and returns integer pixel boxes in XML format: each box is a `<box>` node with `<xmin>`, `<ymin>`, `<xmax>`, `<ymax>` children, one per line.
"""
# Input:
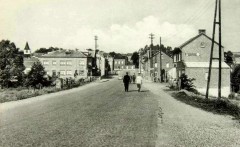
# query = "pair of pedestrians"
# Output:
<box><xmin>123</xmin><ymin>72</ymin><xmax>143</xmax><ymax>92</ymax></box>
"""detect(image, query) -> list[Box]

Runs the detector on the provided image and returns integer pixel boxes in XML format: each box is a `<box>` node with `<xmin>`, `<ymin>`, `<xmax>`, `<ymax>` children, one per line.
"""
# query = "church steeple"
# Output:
<box><xmin>24</xmin><ymin>42</ymin><xmax>31</xmax><ymax>57</ymax></box>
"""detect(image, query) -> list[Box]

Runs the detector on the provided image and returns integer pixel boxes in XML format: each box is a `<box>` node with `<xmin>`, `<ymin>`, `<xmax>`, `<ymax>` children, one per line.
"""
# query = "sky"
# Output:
<box><xmin>0</xmin><ymin>0</ymin><xmax>240</xmax><ymax>53</ymax></box>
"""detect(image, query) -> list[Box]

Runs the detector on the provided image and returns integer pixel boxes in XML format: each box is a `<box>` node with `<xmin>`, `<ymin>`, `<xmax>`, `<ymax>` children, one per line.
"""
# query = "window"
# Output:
<box><xmin>60</xmin><ymin>70</ymin><xmax>65</xmax><ymax>75</ymax></box>
<box><xmin>60</xmin><ymin>61</ymin><xmax>66</xmax><ymax>66</ymax></box>
<box><xmin>126</xmin><ymin>66</ymin><xmax>128</xmax><ymax>69</ymax></box>
<box><xmin>66</xmin><ymin>70</ymin><xmax>72</xmax><ymax>75</ymax></box>
<box><xmin>122</xmin><ymin>61</ymin><xmax>124</xmax><ymax>64</ymax></box>
<box><xmin>79</xmin><ymin>60</ymin><xmax>85</xmax><ymax>66</ymax></box>
<box><xmin>52</xmin><ymin>70</ymin><xmax>56</xmax><ymax>76</ymax></box>
<box><xmin>166</xmin><ymin>63</ymin><xmax>169</xmax><ymax>68</ymax></box>
<box><xmin>52</xmin><ymin>61</ymin><xmax>57</xmax><ymax>65</ymax></box>
<box><xmin>43</xmin><ymin>60</ymin><xmax>49</xmax><ymax>65</ymax></box>
<box><xmin>205</xmin><ymin>72</ymin><xmax>208</xmax><ymax>81</ymax></box>
<box><xmin>79</xmin><ymin>70</ymin><xmax>84</xmax><ymax>76</ymax></box>
<box><xmin>174</xmin><ymin>55</ymin><xmax>177</xmax><ymax>62</ymax></box>
<box><xmin>121</xmin><ymin>66</ymin><xmax>123</xmax><ymax>69</ymax></box>
<box><xmin>132</xmin><ymin>66</ymin><xmax>134</xmax><ymax>69</ymax></box>
<box><xmin>66</xmin><ymin>61</ymin><xmax>72</xmax><ymax>66</ymax></box>
<box><xmin>178</xmin><ymin>53</ymin><xmax>181</xmax><ymax>61</ymax></box>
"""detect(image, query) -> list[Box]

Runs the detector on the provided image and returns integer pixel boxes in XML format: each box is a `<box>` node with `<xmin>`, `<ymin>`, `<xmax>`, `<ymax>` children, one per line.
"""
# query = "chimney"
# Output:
<box><xmin>199</xmin><ymin>29</ymin><xmax>206</xmax><ymax>34</ymax></box>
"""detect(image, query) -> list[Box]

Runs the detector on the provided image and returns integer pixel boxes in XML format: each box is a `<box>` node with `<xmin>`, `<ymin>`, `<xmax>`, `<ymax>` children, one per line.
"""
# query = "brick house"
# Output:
<box><xmin>152</xmin><ymin>49</ymin><xmax>173</xmax><ymax>82</ymax></box>
<box><xmin>141</xmin><ymin>45</ymin><xmax>173</xmax><ymax>82</ymax></box>
<box><xmin>114</xmin><ymin>58</ymin><xmax>127</xmax><ymax>71</ymax></box>
<box><xmin>38</xmin><ymin>50</ymin><xmax>92</xmax><ymax>78</ymax></box>
<box><xmin>172</xmin><ymin>29</ymin><xmax>231</xmax><ymax>97</ymax></box>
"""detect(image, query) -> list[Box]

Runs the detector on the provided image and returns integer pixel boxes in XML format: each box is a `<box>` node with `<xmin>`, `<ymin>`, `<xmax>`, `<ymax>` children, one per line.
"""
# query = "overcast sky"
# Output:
<box><xmin>0</xmin><ymin>0</ymin><xmax>239</xmax><ymax>53</ymax></box>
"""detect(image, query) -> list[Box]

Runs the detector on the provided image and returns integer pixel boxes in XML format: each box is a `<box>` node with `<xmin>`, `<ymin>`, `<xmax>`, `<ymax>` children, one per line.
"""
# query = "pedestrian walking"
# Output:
<box><xmin>136</xmin><ymin>73</ymin><xmax>143</xmax><ymax>92</ymax></box>
<box><xmin>132</xmin><ymin>73</ymin><xmax>136</xmax><ymax>84</ymax></box>
<box><xmin>123</xmin><ymin>72</ymin><xmax>130</xmax><ymax>92</ymax></box>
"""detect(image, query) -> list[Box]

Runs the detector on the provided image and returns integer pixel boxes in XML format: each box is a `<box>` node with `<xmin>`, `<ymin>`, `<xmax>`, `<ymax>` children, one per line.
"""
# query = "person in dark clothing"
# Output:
<box><xmin>123</xmin><ymin>72</ymin><xmax>130</xmax><ymax>92</ymax></box>
<box><xmin>132</xmin><ymin>73</ymin><xmax>136</xmax><ymax>84</ymax></box>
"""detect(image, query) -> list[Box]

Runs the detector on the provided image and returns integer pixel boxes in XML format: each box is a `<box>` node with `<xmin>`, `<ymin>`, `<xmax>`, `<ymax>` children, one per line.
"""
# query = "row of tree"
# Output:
<box><xmin>0</xmin><ymin>40</ymin><xmax>51</xmax><ymax>89</ymax></box>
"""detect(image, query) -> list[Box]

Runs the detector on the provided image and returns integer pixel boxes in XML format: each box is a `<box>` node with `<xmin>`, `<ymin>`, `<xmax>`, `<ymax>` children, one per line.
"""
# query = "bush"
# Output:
<box><xmin>179</xmin><ymin>73</ymin><xmax>196</xmax><ymax>91</ymax></box>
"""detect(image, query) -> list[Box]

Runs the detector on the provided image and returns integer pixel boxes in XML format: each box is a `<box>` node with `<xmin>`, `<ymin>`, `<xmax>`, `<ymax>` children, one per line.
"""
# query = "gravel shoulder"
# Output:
<box><xmin>143</xmin><ymin>81</ymin><xmax>240</xmax><ymax>147</ymax></box>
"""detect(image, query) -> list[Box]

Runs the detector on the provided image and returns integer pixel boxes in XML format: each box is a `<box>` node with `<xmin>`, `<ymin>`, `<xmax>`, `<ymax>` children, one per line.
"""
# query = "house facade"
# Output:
<box><xmin>38</xmin><ymin>50</ymin><xmax>92</xmax><ymax>78</ymax></box>
<box><xmin>140</xmin><ymin>45</ymin><xmax>173</xmax><ymax>82</ymax></box>
<box><xmin>114</xmin><ymin>58</ymin><xmax>127</xmax><ymax>70</ymax></box>
<box><xmin>152</xmin><ymin>50</ymin><xmax>173</xmax><ymax>82</ymax></box>
<box><xmin>172</xmin><ymin>29</ymin><xmax>231</xmax><ymax>97</ymax></box>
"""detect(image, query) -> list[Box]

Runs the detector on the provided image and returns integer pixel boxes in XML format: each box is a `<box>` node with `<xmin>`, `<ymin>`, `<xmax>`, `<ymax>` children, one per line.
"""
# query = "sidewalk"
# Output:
<box><xmin>142</xmin><ymin>81</ymin><xmax>240</xmax><ymax>147</ymax></box>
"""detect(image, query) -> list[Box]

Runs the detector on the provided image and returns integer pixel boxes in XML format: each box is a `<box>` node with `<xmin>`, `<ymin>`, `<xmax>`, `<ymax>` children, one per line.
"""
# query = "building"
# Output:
<box><xmin>22</xmin><ymin>42</ymin><xmax>40</xmax><ymax>74</ymax></box>
<box><xmin>152</xmin><ymin>49</ymin><xmax>173</xmax><ymax>82</ymax></box>
<box><xmin>96</xmin><ymin>51</ymin><xmax>107</xmax><ymax>76</ymax></box>
<box><xmin>23</xmin><ymin>56</ymin><xmax>40</xmax><ymax>74</ymax></box>
<box><xmin>140</xmin><ymin>45</ymin><xmax>173</xmax><ymax>82</ymax></box>
<box><xmin>172</xmin><ymin>29</ymin><xmax>231</xmax><ymax>97</ymax></box>
<box><xmin>114</xmin><ymin>58</ymin><xmax>127</xmax><ymax>70</ymax></box>
<box><xmin>37</xmin><ymin>50</ymin><xmax>92</xmax><ymax>78</ymax></box>
<box><xmin>23</xmin><ymin>42</ymin><xmax>31</xmax><ymax>58</ymax></box>
<box><xmin>233</xmin><ymin>52</ymin><xmax>240</xmax><ymax>65</ymax></box>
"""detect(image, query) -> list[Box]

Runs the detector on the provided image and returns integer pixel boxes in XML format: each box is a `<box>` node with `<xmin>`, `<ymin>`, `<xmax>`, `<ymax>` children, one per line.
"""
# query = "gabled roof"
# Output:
<box><xmin>40</xmin><ymin>50</ymin><xmax>89</xmax><ymax>58</ymax></box>
<box><xmin>24</xmin><ymin>42</ymin><xmax>31</xmax><ymax>50</ymax></box>
<box><xmin>177</xmin><ymin>33</ymin><xmax>224</xmax><ymax>49</ymax></box>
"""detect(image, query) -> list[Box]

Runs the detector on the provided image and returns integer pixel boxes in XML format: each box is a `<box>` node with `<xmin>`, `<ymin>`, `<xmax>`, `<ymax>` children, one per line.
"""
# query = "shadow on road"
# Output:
<box><xmin>140</xmin><ymin>90</ymin><xmax>149</xmax><ymax>92</ymax></box>
<box><xmin>127</xmin><ymin>90</ymin><xmax>150</xmax><ymax>92</ymax></box>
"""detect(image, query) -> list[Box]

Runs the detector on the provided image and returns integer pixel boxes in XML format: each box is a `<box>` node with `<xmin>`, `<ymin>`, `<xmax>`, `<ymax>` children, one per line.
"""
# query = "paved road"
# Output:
<box><xmin>0</xmin><ymin>79</ymin><xmax>158</xmax><ymax>147</ymax></box>
<box><xmin>0</xmin><ymin>78</ymin><xmax>240</xmax><ymax>147</ymax></box>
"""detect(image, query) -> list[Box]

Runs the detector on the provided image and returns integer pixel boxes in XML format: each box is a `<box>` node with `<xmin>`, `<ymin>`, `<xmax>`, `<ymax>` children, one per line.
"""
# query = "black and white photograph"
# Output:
<box><xmin>0</xmin><ymin>0</ymin><xmax>240</xmax><ymax>146</ymax></box>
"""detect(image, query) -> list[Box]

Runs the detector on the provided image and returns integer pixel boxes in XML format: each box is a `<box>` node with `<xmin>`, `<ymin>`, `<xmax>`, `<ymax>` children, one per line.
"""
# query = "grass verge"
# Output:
<box><xmin>165</xmin><ymin>89</ymin><xmax>240</xmax><ymax>120</ymax></box>
<box><xmin>0</xmin><ymin>80</ymin><xmax>95</xmax><ymax>103</ymax></box>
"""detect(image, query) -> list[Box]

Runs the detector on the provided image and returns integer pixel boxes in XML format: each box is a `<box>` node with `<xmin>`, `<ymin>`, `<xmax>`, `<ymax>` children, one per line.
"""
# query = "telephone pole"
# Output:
<box><xmin>159</xmin><ymin>37</ymin><xmax>162</xmax><ymax>83</ymax></box>
<box><xmin>149</xmin><ymin>33</ymin><xmax>154</xmax><ymax>45</ymax></box>
<box><xmin>94</xmin><ymin>36</ymin><xmax>98</xmax><ymax>51</ymax></box>
<box><xmin>93</xmin><ymin>36</ymin><xmax>98</xmax><ymax>76</ymax></box>
<box><xmin>206</xmin><ymin>0</ymin><xmax>222</xmax><ymax>100</ymax></box>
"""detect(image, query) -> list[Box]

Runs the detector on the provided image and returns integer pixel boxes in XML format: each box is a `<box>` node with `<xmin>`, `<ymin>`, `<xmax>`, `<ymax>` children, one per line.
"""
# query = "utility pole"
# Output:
<box><xmin>159</xmin><ymin>37</ymin><xmax>162</xmax><ymax>83</ymax></box>
<box><xmin>94</xmin><ymin>36</ymin><xmax>98</xmax><ymax>52</ymax></box>
<box><xmin>206</xmin><ymin>0</ymin><xmax>222</xmax><ymax>100</ymax></box>
<box><xmin>149</xmin><ymin>33</ymin><xmax>154</xmax><ymax>58</ymax></box>
<box><xmin>149</xmin><ymin>33</ymin><xmax>154</xmax><ymax>45</ymax></box>
<box><xmin>93</xmin><ymin>36</ymin><xmax>98</xmax><ymax>75</ymax></box>
<box><xmin>149</xmin><ymin>33</ymin><xmax>154</xmax><ymax>80</ymax></box>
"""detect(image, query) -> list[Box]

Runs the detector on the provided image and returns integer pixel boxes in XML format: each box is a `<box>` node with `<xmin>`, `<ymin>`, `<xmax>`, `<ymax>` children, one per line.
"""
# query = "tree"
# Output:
<box><xmin>35</xmin><ymin>47</ymin><xmax>60</xmax><ymax>54</ymax></box>
<box><xmin>231</xmin><ymin>65</ymin><xmax>240</xmax><ymax>92</ymax></box>
<box><xmin>0</xmin><ymin>40</ymin><xmax>25</xmax><ymax>88</ymax></box>
<box><xmin>131</xmin><ymin>52</ymin><xmax>139</xmax><ymax>68</ymax></box>
<box><xmin>109</xmin><ymin>52</ymin><xmax>116</xmax><ymax>58</ymax></box>
<box><xmin>224</xmin><ymin>51</ymin><xmax>233</xmax><ymax>66</ymax></box>
<box><xmin>179</xmin><ymin>73</ymin><xmax>196</xmax><ymax>91</ymax></box>
<box><xmin>25</xmin><ymin>61</ymin><xmax>47</xmax><ymax>89</ymax></box>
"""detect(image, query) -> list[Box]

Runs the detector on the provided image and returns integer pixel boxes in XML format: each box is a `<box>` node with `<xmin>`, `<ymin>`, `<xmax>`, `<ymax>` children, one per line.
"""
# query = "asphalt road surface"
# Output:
<box><xmin>0</xmin><ymin>78</ymin><xmax>240</xmax><ymax>147</ymax></box>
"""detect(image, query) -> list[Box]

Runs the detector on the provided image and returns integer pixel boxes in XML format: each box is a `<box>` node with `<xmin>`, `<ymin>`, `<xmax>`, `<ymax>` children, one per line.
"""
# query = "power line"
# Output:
<box><xmin>165</xmin><ymin>1</ymin><xmax>215</xmax><ymax>39</ymax></box>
